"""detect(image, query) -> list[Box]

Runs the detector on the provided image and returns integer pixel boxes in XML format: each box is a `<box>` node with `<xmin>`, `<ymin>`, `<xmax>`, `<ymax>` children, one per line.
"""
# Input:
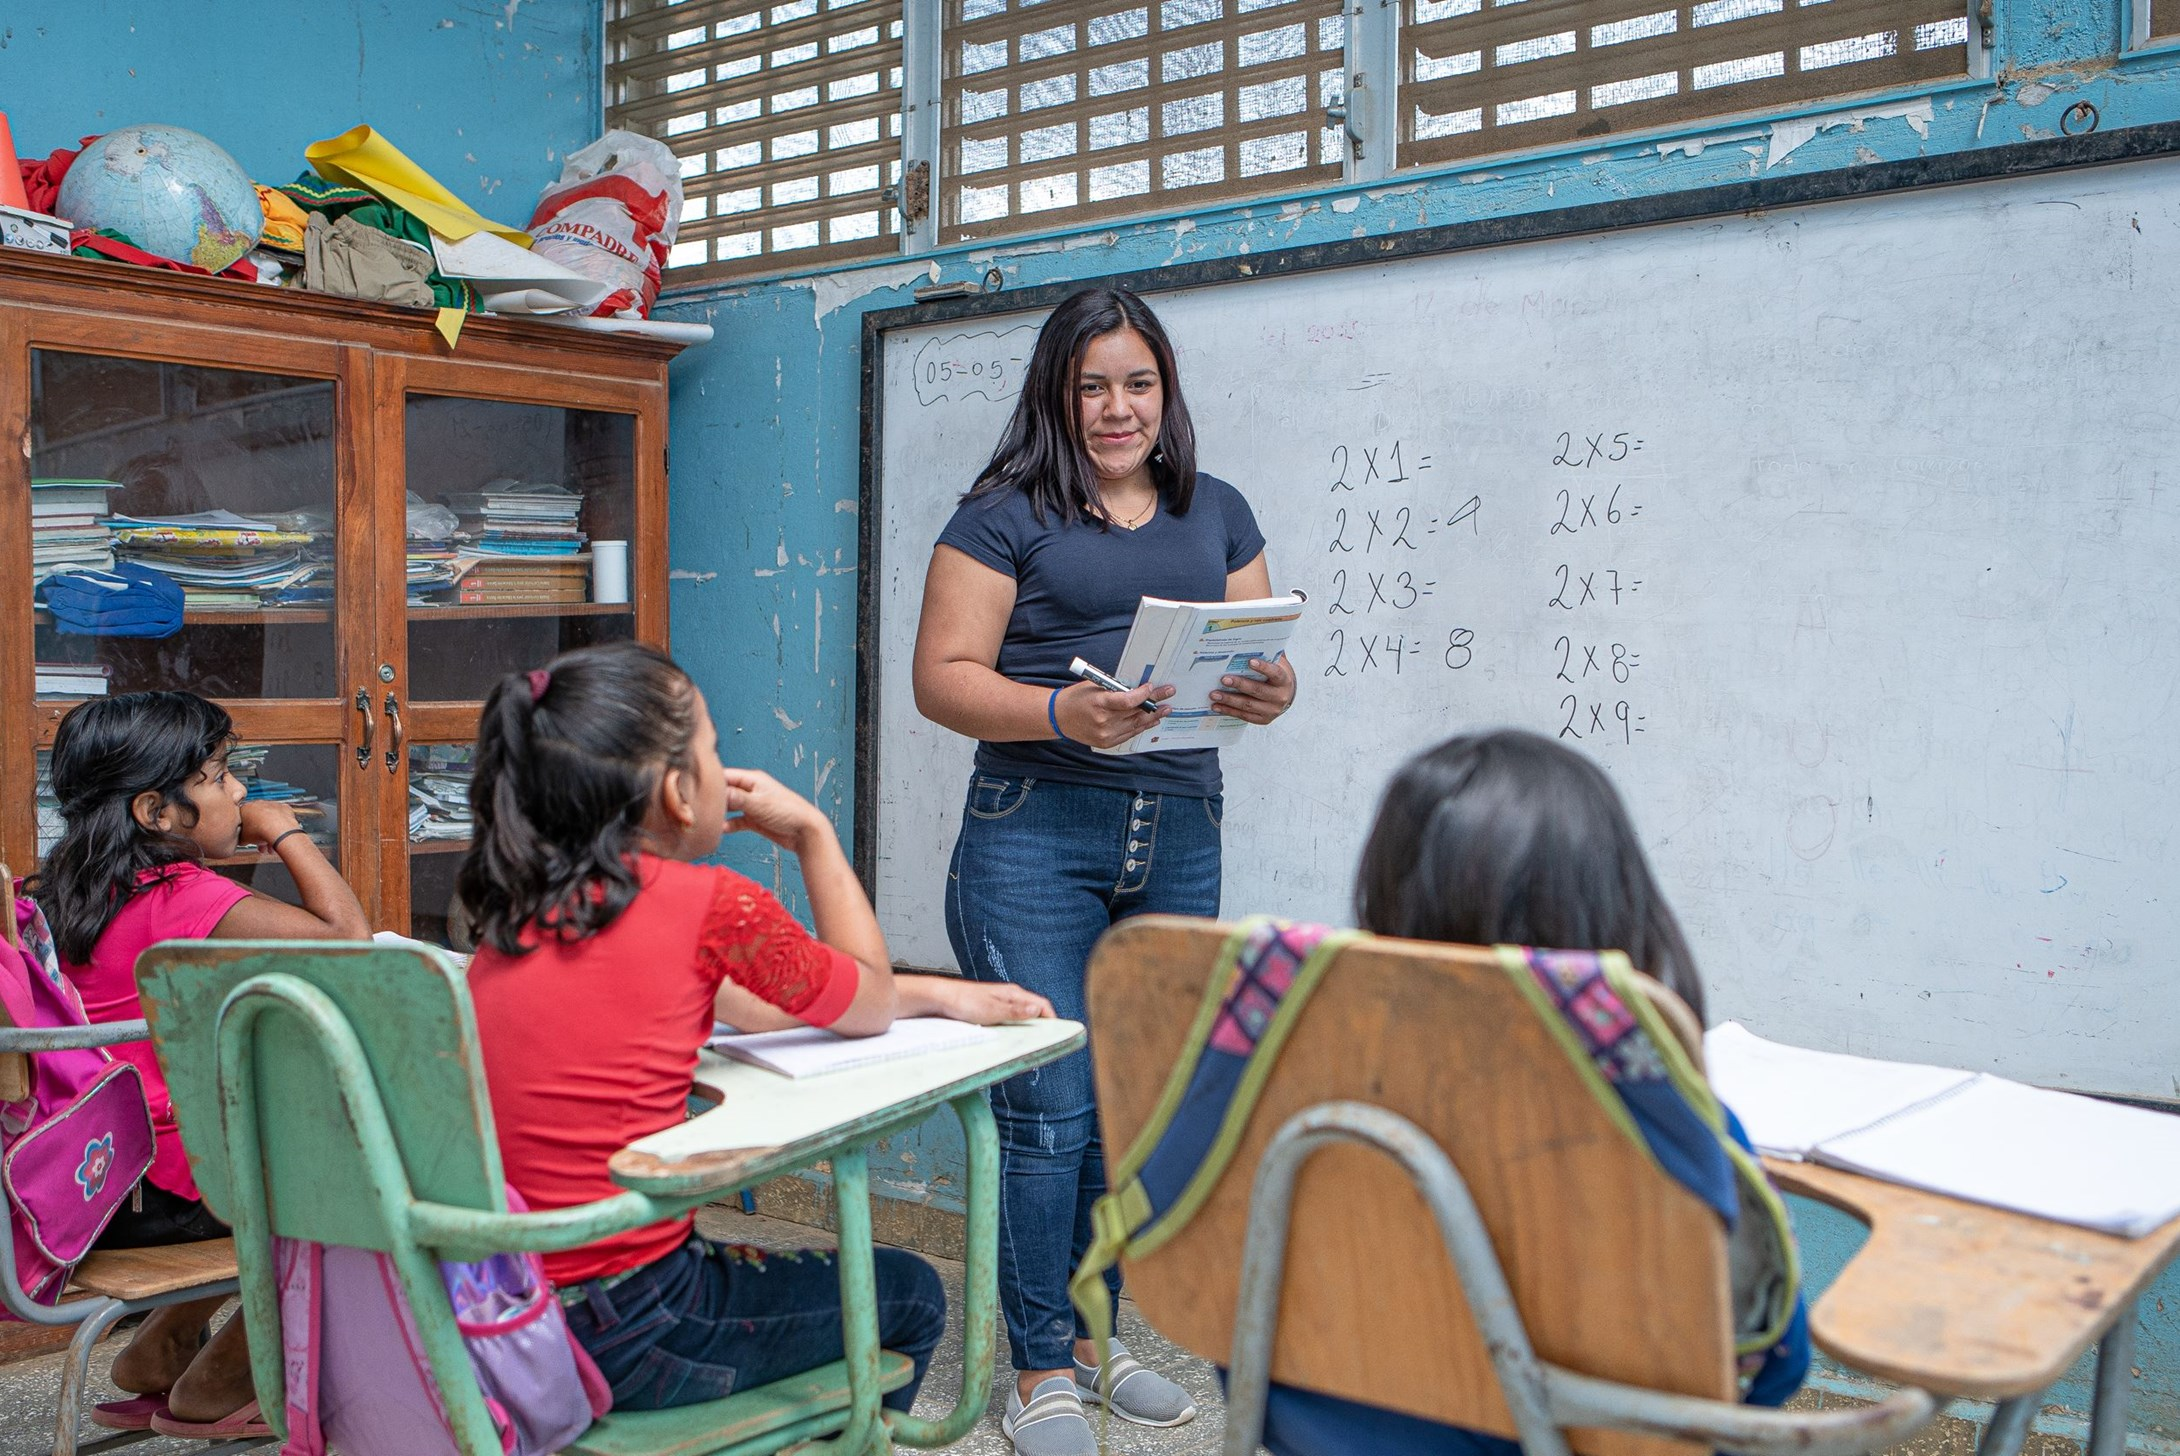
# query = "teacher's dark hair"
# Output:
<box><xmin>30</xmin><ymin>692</ymin><xmax>235</xmax><ymax>965</ymax></box>
<box><xmin>458</xmin><ymin>641</ymin><xmax>699</xmax><ymax>954</ymax></box>
<box><xmin>1354</xmin><ymin>729</ymin><xmax>1706</xmax><ymax>1023</ymax></box>
<box><xmin>963</xmin><ymin>286</ymin><xmax>1198</xmax><ymax>525</ymax></box>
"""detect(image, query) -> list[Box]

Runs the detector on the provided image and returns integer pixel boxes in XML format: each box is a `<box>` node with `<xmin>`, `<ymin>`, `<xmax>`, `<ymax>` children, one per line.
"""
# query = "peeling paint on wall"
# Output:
<box><xmin>1767</xmin><ymin>98</ymin><xmax>1934</xmax><ymax>170</ymax></box>
<box><xmin>1657</xmin><ymin>128</ymin><xmax>1767</xmax><ymax>160</ymax></box>
<box><xmin>798</xmin><ymin>258</ymin><xmax>942</xmax><ymax>327</ymax></box>
<box><xmin>968</xmin><ymin>230</ymin><xmax>1124</xmax><ymax>265</ymax></box>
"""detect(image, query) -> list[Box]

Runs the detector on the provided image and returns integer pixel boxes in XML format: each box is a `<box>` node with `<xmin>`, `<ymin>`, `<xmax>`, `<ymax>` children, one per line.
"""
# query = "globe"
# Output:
<box><xmin>56</xmin><ymin>125</ymin><xmax>264</xmax><ymax>273</ymax></box>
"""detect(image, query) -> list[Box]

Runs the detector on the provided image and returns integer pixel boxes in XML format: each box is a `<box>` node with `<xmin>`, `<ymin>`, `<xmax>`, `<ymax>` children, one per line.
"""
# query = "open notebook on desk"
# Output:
<box><xmin>1707</xmin><ymin>1023</ymin><xmax>2180</xmax><ymax>1237</ymax></box>
<box><xmin>707</xmin><ymin>1017</ymin><xmax>995</xmax><ymax>1078</ymax></box>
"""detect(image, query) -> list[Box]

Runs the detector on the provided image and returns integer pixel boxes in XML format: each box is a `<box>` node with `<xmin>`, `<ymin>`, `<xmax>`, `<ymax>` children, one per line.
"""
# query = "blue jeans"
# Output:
<box><xmin>945</xmin><ymin>774</ymin><xmax>1223</xmax><ymax>1371</ymax></box>
<box><xmin>565</xmin><ymin>1236</ymin><xmax>947</xmax><ymax>1412</ymax></box>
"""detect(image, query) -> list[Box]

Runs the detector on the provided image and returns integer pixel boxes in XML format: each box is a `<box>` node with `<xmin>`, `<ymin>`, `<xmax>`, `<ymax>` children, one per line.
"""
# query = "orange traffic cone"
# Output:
<box><xmin>0</xmin><ymin>112</ymin><xmax>28</xmax><ymax>211</ymax></box>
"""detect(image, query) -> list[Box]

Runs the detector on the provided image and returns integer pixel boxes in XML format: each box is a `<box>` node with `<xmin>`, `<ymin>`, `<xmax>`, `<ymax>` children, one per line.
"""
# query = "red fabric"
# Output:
<box><xmin>71</xmin><ymin>229</ymin><xmax>258</xmax><ymax>281</ymax></box>
<box><xmin>18</xmin><ymin>139</ymin><xmax>89</xmax><ymax>216</ymax></box>
<box><xmin>61</xmin><ymin>864</ymin><xmax>250</xmax><ymax>1201</ymax></box>
<box><xmin>469</xmin><ymin>856</ymin><xmax>858</xmax><ymax>1286</ymax></box>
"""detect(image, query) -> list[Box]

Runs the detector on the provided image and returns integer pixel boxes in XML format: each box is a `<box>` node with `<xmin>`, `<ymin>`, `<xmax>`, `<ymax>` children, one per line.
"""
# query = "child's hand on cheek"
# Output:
<box><xmin>721</xmin><ymin>769</ymin><xmax>832</xmax><ymax>855</ymax></box>
<box><xmin>237</xmin><ymin>798</ymin><xmax>302</xmax><ymax>853</ymax></box>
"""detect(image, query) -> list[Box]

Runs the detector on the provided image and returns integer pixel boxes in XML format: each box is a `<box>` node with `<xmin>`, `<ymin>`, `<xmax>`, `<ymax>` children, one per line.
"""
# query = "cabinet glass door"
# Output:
<box><xmin>399</xmin><ymin>392</ymin><xmax>637</xmax><ymax>944</ymax></box>
<box><xmin>404</xmin><ymin>394</ymin><xmax>636</xmax><ymax>695</ymax></box>
<box><xmin>406</xmin><ymin>740</ymin><xmax>474</xmax><ymax>949</ymax></box>
<box><xmin>25</xmin><ymin>350</ymin><xmax>365</xmax><ymax>902</ymax></box>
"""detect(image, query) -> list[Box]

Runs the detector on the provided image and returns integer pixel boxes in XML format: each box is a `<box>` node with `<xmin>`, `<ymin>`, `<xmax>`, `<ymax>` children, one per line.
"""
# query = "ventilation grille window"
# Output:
<box><xmin>607</xmin><ymin>0</ymin><xmax>906</xmax><ymax>283</ymax></box>
<box><xmin>1399</xmin><ymin>0</ymin><xmax>1970</xmax><ymax>169</ymax></box>
<box><xmin>941</xmin><ymin>0</ymin><xmax>1348</xmax><ymax>243</ymax></box>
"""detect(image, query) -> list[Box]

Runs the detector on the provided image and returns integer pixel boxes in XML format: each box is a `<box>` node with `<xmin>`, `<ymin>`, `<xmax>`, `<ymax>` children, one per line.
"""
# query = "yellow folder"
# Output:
<box><xmin>303</xmin><ymin>125</ymin><xmax>530</xmax><ymax>246</ymax></box>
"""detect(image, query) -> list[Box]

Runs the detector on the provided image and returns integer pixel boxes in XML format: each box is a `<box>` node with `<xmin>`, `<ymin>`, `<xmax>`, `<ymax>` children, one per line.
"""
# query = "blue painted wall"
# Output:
<box><xmin>0</xmin><ymin>0</ymin><xmax>599</xmax><ymax>224</ymax></box>
<box><xmin>656</xmin><ymin>0</ymin><xmax>2180</xmax><ymax>1439</ymax></box>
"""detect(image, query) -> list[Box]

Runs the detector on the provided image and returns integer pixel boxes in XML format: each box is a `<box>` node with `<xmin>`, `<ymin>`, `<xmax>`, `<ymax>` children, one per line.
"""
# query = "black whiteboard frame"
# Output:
<box><xmin>852</xmin><ymin>119</ymin><xmax>2180</xmax><ymax>890</ymax></box>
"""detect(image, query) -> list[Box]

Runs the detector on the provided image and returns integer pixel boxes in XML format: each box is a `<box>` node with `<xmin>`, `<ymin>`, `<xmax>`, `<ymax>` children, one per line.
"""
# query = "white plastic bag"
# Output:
<box><xmin>525</xmin><ymin>131</ymin><xmax>684</xmax><ymax>320</ymax></box>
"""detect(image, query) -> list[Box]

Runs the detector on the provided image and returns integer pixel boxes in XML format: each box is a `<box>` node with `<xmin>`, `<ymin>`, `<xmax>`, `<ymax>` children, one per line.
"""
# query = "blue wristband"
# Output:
<box><xmin>1048</xmin><ymin>686</ymin><xmax>1075</xmax><ymax>743</ymax></box>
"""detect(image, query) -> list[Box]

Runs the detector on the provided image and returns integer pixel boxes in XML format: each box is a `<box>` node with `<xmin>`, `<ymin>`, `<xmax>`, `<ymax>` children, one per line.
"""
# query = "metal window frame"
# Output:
<box><xmin>901</xmin><ymin>0</ymin><xmax>944</xmax><ymax>252</ymax></box>
<box><xmin>2124</xmin><ymin>0</ymin><xmax>2180</xmax><ymax>50</ymax></box>
<box><xmin>646</xmin><ymin>0</ymin><xmax>2003</xmax><ymax>284</ymax></box>
<box><xmin>1386</xmin><ymin>0</ymin><xmax>1988</xmax><ymax>173</ymax></box>
<box><xmin>929</xmin><ymin>0</ymin><xmax>1353</xmax><ymax>248</ymax></box>
<box><xmin>607</xmin><ymin>0</ymin><xmax>910</xmax><ymax>283</ymax></box>
<box><xmin>1345</xmin><ymin>0</ymin><xmax>1401</xmax><ymax>183</ymax></box>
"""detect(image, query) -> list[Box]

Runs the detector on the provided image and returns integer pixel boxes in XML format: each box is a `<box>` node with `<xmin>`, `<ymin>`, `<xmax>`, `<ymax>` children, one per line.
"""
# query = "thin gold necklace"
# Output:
<box><xmin>1106</xmin><ymin>492</ymin><xmax>1157</xmax><ymax>529</ymax></box>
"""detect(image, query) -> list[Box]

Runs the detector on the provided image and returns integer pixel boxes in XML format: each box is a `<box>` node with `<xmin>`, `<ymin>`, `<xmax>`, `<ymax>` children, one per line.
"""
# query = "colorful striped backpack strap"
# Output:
<box><xmin>1070</xmin><ymin>919</ymin><xmax>1360</xmax><ymax>1359</ymax></box>
<box><xmin>1493</xmin><ymin>946</ymin><xmax>1804</xmax><ymax>1380</ymax></box>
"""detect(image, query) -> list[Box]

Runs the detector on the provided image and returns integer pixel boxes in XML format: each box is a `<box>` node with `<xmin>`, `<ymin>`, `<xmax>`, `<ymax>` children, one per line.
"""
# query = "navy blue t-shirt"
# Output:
<box><xmin>935</xmin><ymin>474</ymin><xmax>1266</xmax><ymax>797</ymax></box>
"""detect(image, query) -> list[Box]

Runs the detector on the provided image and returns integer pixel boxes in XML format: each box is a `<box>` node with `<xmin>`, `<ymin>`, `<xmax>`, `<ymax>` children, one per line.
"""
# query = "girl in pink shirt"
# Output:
<box><xmin>31</xmin><ymin>691</ymin><xmax>369</xmax><ymax>1439</ymax></box>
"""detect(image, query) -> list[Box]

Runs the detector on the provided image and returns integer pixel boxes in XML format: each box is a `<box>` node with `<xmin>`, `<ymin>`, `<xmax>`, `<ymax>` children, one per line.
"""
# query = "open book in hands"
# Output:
<box><xmin>1094</xmin><ymin>594</ymin><xmax>1306</xmax><ymax>756</ymax></box>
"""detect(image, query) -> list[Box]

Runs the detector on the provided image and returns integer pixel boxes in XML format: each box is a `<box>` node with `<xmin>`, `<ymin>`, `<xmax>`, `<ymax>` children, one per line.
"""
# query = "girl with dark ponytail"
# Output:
<box><xmin>458</xmin><ymin>641</ymin><xmax>1052</xmax><ymax>1415</ymax></box>
<box><xmin>33</xmin><ymin>691</ymin><xmax>369</xmax><ymax>1440</ymax></box>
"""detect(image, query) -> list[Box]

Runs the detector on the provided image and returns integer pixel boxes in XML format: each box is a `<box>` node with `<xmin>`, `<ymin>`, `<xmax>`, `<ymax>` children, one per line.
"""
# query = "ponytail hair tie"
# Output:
<box><xmin>526</xmin><ymin>668</ymin><xmax>551</xmax><ymax>704</ymax></box>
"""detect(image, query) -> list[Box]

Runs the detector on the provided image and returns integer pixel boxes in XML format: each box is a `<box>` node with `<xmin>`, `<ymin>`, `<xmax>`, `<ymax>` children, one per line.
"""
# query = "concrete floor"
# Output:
<box><xmin>0</xmin><ymin>1208</ymin><xmax>2074</xmax><ymax>1456</ymax></box>
<box><xmin>0</xmin><ymin>1208</ymin><xmax>1230</xmax><ymax>1456</ymax></box>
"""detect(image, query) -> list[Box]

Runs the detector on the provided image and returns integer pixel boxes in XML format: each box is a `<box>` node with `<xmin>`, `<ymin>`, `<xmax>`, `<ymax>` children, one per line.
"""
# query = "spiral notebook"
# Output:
<box><xmin>1706</xmin><ymin>1023</ymin><xmax>2180</xmax><ymax>1237</ymax></box>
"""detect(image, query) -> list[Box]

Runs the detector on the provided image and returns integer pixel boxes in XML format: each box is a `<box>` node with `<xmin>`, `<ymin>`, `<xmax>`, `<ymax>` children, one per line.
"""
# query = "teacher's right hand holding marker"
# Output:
<box><xmin>1052</xmin><ymin>678</ymin><xmax>1175</xmax><ymax>749</ymax></box>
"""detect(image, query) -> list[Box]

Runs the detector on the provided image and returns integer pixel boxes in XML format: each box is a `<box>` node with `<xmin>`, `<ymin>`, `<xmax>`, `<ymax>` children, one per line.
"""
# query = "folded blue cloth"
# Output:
<box><xmin>41</xmin><ymin>563</ymin><xmax>185</xmax><ymax>638</ymax></box>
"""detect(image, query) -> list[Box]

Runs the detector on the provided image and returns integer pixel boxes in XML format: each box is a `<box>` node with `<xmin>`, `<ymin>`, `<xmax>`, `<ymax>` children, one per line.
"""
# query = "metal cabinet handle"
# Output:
<box><xmin>384</xmin><ymin>693</ymin><xmax>404</xmax><ymax>774</ymax></box>
<box><xmin>354</xmin><ymin>688</ymin><xmax>376</xmax><ymax>769</ymax></box>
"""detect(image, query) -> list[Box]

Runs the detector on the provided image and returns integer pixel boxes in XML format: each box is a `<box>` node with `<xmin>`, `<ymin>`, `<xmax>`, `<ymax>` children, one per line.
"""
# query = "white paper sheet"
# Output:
<box><xmin>634</xmin><ymin>1018</ymin><xmax>1083</xmax><ymax>1158</ymax></box>
<box><xmin>430</xmin><ymin>230</ymin><xmax>613</xmax><ymax>311</ymax></box>
<box><xmin>707</xmin><ymin>1017</ymin><xmax>995</xmax><ymax>1078</ymax></box>
<box><xmin>1704</xmin><ymin>1021</ymin><xmax>1975</xmax><ymax>1158</ymax></box>
<box><xmin>1816</xmin><ymin>1076</ymin><xmax>2180</xmax><ymax>1237</ymax></box>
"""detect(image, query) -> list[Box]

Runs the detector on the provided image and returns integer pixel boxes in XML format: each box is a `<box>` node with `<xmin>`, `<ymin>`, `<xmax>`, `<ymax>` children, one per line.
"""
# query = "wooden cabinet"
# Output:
<box><xmin>0</xmin><ymin>250</ymin><xmax>684</xmax><ymax>943</ymax></box>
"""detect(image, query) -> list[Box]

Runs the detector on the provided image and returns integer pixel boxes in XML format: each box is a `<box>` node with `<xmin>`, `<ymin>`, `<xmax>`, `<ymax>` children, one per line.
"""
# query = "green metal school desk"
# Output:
<box><xmin>136</xmin><ymin>940</ymin><xmax>1083</xmax><ymax>1456</ymax></box>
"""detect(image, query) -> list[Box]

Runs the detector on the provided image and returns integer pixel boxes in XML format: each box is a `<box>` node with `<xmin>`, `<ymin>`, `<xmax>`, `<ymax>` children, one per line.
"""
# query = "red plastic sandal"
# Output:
<box><xmin>149</xmin><ymin>1399</ymin><xmax>271</xmax><ymax>1439</ymax></box>
<box><xmin>89</xmin><ymin>1394</ymin><xmax>168</xmax><ymax>1431</ymax></box>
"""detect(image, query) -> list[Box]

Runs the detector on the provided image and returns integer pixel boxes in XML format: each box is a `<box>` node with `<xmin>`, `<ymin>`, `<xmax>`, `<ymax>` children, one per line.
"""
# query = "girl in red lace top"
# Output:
<box><xmin>461</xmin><ymin>642</ymin><xmax>1051</xmax><ymax>1413</ymax></box>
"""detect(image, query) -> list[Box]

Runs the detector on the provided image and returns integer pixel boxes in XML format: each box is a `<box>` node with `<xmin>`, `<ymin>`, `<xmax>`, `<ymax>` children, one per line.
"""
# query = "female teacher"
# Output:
<box><xmin>912</xmin><ymin>286</ymin><xmax>1295</xmax><ymax>1456</ymax></box>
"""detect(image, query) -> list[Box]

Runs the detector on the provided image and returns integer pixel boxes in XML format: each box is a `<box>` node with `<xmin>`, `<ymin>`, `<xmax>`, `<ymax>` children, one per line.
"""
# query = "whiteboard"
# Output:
<box><xmin>867</xmin><ymin>157</ymin><xmax>2180</xmax><ymax>1099</ymax></box>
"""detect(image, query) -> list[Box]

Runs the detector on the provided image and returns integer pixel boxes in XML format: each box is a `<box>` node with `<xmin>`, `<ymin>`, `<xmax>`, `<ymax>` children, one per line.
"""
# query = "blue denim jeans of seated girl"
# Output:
<box><xmin>564</xmin><ymin>1236</ymin><xmax>947</xmax><ymax>1411</ymax></box>
<box><xmin>944</xmin><ymin>773</ymin><xmax>1224</xmax><ymax>1372</ymax></box>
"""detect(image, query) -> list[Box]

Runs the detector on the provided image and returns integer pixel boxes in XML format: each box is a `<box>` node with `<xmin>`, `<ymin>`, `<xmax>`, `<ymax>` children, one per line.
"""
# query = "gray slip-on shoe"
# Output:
<box><xmin>1003</xmin><ymin>1373</ymin><xmax>1099</xmax><ymax>1456</ymax></box>
<box><xmin>1074</xmin><ymin>1338</ymin><xmax>1199</xmax><ymax>1428</ymax></box>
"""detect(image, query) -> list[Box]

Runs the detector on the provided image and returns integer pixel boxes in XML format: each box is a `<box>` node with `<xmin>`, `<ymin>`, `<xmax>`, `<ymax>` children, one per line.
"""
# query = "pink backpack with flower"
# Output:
<box><xmin>0</xmin><ymin>894</ymin><xmax>156</xmax><ymax>1309</ymax></box>
<box><xmin>275</xmin><ymin>1187</ymin><xmax>612</xmax><ymax>1456</ymax></box>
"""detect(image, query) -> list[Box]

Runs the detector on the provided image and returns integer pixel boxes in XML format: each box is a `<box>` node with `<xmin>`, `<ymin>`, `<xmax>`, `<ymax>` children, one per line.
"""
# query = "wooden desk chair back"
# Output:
<box><xmin>1087</xmin><ymin>918</ymin><xmax>1733</xmax><ymax>1456</ymax></box>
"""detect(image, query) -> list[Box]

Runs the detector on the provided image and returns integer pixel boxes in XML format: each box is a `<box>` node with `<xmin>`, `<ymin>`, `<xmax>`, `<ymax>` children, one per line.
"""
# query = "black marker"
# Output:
<box><xmin>1069</xmin><ymin>656</ymin><xmax>1161</xmax><ymax>714</ymax></box>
